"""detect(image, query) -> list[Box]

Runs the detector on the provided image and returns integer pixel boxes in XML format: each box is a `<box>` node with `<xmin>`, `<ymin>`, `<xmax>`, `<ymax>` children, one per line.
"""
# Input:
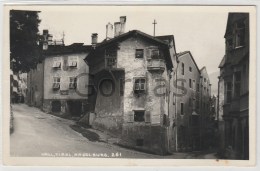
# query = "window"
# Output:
<box><xmin>134</xmin><ymin>111</ymin><xmax>145</xmax><ymax>122</ymax></box>
<box><xmin>52</xmin><ymin>58</ymin><xmax>61</xmax><ymax>69</ymax></box>
<box><xmin>69</xmin><ymin>77</ymin><xmax>77</xmax><ymax>89</ymax></box>
<box><xmin>181</xmin><ymin>103</ymin><xmax>184</xmax><ymax>115</ymax></box>
<box><xmin>235</xmin><ymin>21</ymin><xmax>245</xmax><ymax>48</ymax></box>
<box><xmin>135</xmin><ymin>49</ymin><xmax>144</xmax><ymax>58</ymax></box>
<box><xmin>105</xmin><ymin>49</ymin><xmax>117</xmax><ymax>68</ymax></box>
<box><xmin>226</xmin><ymin>82</ymin><xmax>232</xmax><ymax>103</ymax></box>
<box><xmin>68</xmin><ymin>56</ymin><xmax>78</xmax><ymax>67</ymax></box>
<box><xmin>151</xmin><ymin>49</ymin><xmax>160</xmax><ymax>59</ymax></box>
<box><xmin>52</xmin><ymin>77</ymin><xmax>60</xmax><ymax>90</ymax></box>
<box><xmin>193</xmin><ymin>80</ymin><xmax>196</xmax><ymax>90</ymax></box>
<box><xmin>234</xmin><ymin>72</ymin><xmax>241</xmax><ymax>98</ymax></box>
<box><xmin>197</xmin><ymin>83</ymin><xmax>200</xmax><ymax>92</ymax></box>
<box><xmin>204</xmin><ymin>78</ymin><xmax>206</xmax><ymax>82</ymax></box>
<box><xmin>189</xmin><ymin>67</ymin><xmax>192</xmax><ymax>72</ymax></box>
<box><xmin>181</xmin><ymin>63</ymin><xmax>184</xmax><ymax>75</ymax></box>
<box><xmin>134</xmin><ymin>78</ymin><xmax>146</xmax><ymax>92</ymax></box>
<box><xmin>189</xmin><ymin>79</ymin><xmax>192</xmax><ymax>88</ymax></box>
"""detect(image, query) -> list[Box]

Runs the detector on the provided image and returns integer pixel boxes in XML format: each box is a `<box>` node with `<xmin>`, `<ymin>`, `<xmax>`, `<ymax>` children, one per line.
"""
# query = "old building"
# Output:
<box><xmin>175</xmin><ymin>51</ymin><xmax>211</xmax><ymax>151</ymax></box>
<box><xmin>26</xmin><ymin>30</ymin><xmax>91</xmax><ymax>118</ymax></box>
<box><xmin>85</xmin><ymin>16</ymin><xmax>178</xmax><ymax>154</ymax></box>
<box><xmin>218</xmin><ymin>13</ymin><xmax>249</xmax><ymax>159</ymax></box>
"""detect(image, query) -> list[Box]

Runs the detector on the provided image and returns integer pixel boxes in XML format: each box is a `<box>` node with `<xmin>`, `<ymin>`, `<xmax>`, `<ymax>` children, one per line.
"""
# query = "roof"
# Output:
<box><xmin>156</xmin><ymin>35</ymin><xmax>176</xmax><ymax>52</ymax></box>
<box><xmin>85</xmin><ymin>30</ymin><xmax>174</xmax><ymax>69</ymax></box>
<box><xmin>96</xmin><ymin>30</ymin><xmax>169</xmax><ymax>49</ymax></box>
<box><xmin>177</xmin><ymin>51</ymin><xmax>200</xmax><ymax>73</ymax></box>
<box><xmin>43</xmin><ymin>43</ymin><xmax>92</xmax><ymax>56</ymax></box>
<box><xmin>224</xmin><ymin>13</ymin><xmax>249</xmax><ymax>38</ymax></box>
<box><xmin>218</xmin><ymin>55</ymin><xmax>226</xmax><ymax>68</ymax></box>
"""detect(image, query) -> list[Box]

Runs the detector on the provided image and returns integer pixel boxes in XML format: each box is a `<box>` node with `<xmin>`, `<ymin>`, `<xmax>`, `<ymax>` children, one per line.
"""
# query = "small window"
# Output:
<box><xmin>181</xmin><ymin>103</ymin><xmax>184</xmax><ymax>115</ymax></box>
<box><xmin>204</xmin><ymin>78</ymin><xmax>206</xmax><ymax>82</ymax></box>
<box><xmin>181</xmin><ymin>63</ymin><xmax>184</xmax><ymax>75</ymax></box>
<box><xmin>189</xmin><ymin>79</ymin><xmax>192</xmax><ymax>88</ymax></box>
<box><xmin>69</xmin><ymin>77</ymin><xmax>77</xmax><ymax>89</ymax></box>
<box><xmin>134</xmin><ymin>78</ymin><xmax>146</xmax><ymax>92</ymax></box>
<box><xmin>52</xmin><ymin>77</ymin><xmax>60</xmax><ymax>90</ymax></box>
<box><xmin>193</xmin><ymin>80</ymin><xmax>196</xmax><ymax>90</ymax></box>
<box><xmin>197</xmin><ymin>83</ymin><xmax>200</xmax><ymax>92</ymax></box>
<box><xmin>189</xmin><ymin>67</ymin><xmax>192</xmax><ymax>72</ymax></box>
<box><xmin>68</xmin><ymin>56</ymin><xmax>78</xmax><ymax>67</ymax></box>
<box><xmin>151</xmin><ymin>49</ymin><xmax>160</xmax><ymax>59</ymax></box>
<box><xmin>52</xmin><ymin>60</ymin><xmax>61</xmax><ymax>69</ymax></box>
<box><xmin>134</xmin><ymin>110</ymin><xmax>145</xmax><ymax>122</ymax></box>
<box><xmin>135</xmin><ymin>49</ymin><xmax>144</xmax><ymax>58</ymax></box>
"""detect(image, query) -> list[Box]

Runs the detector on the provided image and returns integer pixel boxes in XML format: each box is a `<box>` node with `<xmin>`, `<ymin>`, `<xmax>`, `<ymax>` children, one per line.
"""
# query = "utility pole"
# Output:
<box><xmin>152</xmin><ymin>19</ymin><xmax>157</xmax><ymax>37</ymax></box>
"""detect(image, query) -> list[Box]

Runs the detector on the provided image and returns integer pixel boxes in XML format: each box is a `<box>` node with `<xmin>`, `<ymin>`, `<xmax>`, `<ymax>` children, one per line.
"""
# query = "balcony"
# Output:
<box><xmin>147</xmin><ymin>59</ymin><xmax>165</xmax><ymax>71</ymax></box>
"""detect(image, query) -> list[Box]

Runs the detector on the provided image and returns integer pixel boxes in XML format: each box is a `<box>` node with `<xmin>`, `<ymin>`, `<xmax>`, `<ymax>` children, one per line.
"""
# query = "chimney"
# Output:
<box><xmin>119</xmin><ymin>16</ymin><xmax>126</xmax><ymax>34</ymax></box>
<box><xmin>106</xmin><ymin>22</ymin><xmax>113</xmax><ymax>40</ymax></box>
<box><xmin>114</xmin><ymin>22</ymin><xmax>121</xmax><ymax>37</ymax></box>
<box><xmin>91</xmin><ymin>33</ymin><xmax>98</xmax><ymax>47</ymax></box>
<box><xmin>42</xmin><ymin>29</ymin><xmax>49</xmax><ymax>50</ymax></box>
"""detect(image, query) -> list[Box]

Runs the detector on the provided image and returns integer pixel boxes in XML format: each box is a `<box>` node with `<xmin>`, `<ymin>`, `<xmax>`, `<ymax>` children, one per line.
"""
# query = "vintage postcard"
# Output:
<box><xmin>2</xmin><ymin>5</ymin><xmax>256</xmax><ymax>166</ymax></box>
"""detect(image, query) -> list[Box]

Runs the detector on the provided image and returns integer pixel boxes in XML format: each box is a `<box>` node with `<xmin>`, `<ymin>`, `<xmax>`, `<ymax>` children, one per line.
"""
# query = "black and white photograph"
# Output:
<box><xmin>2</xmin><ymin>5</ymin><xmax>256</xmax><ymax>166</ymax></box>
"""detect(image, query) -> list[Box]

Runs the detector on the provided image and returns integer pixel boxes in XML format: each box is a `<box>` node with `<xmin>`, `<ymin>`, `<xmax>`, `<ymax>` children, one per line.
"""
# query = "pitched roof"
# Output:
<box><xmin>96</xmin><ymin>30</ymin><xmax>169</xmax><ymax>49</ymax></box>
<box><xmin>85</xmin><ymin>30</ymin><xmax>174</xmax><ymax>69</ymax></box>
<box><xmin>43</xmin><ymin>43</ymin><xmax>92</xmax><ymax>56</ymax></box>
<box><xmin>177</xmin><ymin>51</ymin><xmax>200</xmax><ymax>73</ymax></box>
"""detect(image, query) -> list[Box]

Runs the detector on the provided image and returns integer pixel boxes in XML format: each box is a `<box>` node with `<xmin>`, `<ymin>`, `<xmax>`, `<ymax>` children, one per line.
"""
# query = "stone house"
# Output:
<box><xmin>84</xmin><ymin>17</ymin><xmax>178</xmax><ymax>154</ymax></box>
<box><xmin>26</xmin><ymin>30</ymin><xmax>91</xmax><ymax>118</ymax></box>
<box><xmin>218</xmin><ymin>13</ymin><xmax>249</xmax><ymax>159</ymax></box>
<box><xmin>175</xmin><ymin>51</ymin><xmax>211</xmax><ymax>151</ymax></box>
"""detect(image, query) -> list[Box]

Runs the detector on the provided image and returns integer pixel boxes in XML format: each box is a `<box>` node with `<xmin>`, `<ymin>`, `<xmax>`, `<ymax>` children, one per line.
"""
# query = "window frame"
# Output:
<box><xmin>52</xmin><ymin>76</ymin><xmax>61</xmax><ymax>90</ymax></box>
<box><xmin>69</xmin><ymin>76</ymin><xmax>77</xmax><ymax>89</ymax></box>
<box><xmin>133</xmin><ymin>77</ymin><xmax>146</xmax><ymax>93</ymax></box>
<box><xmin>135</xmin><ymin>49</ymin><xmax>144</xmax><ymax>59</ymax></box>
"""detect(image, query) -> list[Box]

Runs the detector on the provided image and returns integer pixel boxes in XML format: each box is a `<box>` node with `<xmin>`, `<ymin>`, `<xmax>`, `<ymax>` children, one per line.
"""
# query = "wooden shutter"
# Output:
<box><xmin>145</xmin><ymin>111</ymin><xmax>151</xmax><ymax>123</ymax></box>
<box><xmin>128</xmin><ymin>111</ymin><xmax>134</xmax><ymax>123</ymax></box>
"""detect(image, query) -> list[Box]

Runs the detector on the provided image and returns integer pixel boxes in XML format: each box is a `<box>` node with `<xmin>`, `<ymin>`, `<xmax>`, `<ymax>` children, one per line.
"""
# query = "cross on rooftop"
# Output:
<box><xmin>152</xmin><ymin>19</ymin><xmax>157</xmax><ymax>37</ymax></box>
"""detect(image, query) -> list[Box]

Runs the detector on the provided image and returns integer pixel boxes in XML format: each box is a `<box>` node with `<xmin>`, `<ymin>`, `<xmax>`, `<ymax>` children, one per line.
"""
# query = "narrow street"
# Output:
<box><xmin>10</xmin><ymin>104</ymin><xmax>217</xmax><ymax>159</ymax></box>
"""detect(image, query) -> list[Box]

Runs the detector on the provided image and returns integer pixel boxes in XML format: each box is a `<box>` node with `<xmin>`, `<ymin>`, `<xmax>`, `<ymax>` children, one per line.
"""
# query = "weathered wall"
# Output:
<box><xmin>176</xmin><ymin>52</ymin><xmax>201</xmax><ymax>151</ymax></box>
<box><xmin>26</xmin><ymin>63</ymin><xmax>44</xmax><ymax>108</ymax></box>
<box><xmin>43</xmin><ymin>53</ymin><xmax>88</xmax><ymax>100</ymax></box>
<box><xmin>92</xmin><ymin>70</ymin><xmax>124</xmax><ymax>136</ymax></box>
<box><xmin>117</xmin><ymin>37</ymin><xmax>170</xmax><ymax>154</ymax></box>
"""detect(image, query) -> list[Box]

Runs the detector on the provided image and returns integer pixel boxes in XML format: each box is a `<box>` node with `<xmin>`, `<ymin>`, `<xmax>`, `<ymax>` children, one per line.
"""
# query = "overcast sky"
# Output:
<box><xmin>25</xmin><ymin>6</ymin><xmax>232</xmax><ymax>95</ymax></box>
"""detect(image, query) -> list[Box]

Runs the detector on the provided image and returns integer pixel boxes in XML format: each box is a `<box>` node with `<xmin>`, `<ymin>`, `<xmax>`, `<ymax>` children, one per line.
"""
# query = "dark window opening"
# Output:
<box><xmin>189</xmin><ymin>79</ymin><xmax>192</xmax><ymax>88</ymax></box>
<box><xmin>136</xmin><ymin>139</ymin><xmax>144</xmax><ymax>146</ymax></box>
<box><xmin>69</xmin><ymin>77</ymin><xmax>77</xmax><ymax>89</ymax></box>
<box><xmin>52</xmin><ymin>101</ymin><xmax>61</xmax><ymax>112</ymax></box>
<box><xmin>135</xmin><ymin>49</ymin><xmax>144</xmax><ymax>58</ymax></box>
<box><xmin>151</xmin><ymin>49</ymin><xmax>160</xmax><ymax>59</ymax></box>
<box><xmin>134</xmin><ymin>110</ymin><xmax>145</xmax><ymax>122</ymax></box>
<box><xmin>181</xmin><ymin>103</ymin><xmax>184</xmax><ymax>115</ymax></box>
<box><xmin>181</xmin><ymin>63</ymin><xmax>184</xmax><ymax>75</ymax></box>
<box><xmin>189</xmin><ymin>67</ymin><xmax>192</xmax><ymax>72</ymax></box>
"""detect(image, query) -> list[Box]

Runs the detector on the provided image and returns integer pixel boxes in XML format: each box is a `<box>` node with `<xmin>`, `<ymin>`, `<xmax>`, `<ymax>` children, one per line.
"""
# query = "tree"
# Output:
<box><xmin>10</xmin><ymin>10</ymin><xmax>42</xmax><ymax>73</ymax></box>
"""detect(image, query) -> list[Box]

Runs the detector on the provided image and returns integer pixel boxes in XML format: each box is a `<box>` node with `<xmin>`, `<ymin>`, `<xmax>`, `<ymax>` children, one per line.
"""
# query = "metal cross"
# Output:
<box><xmin>152</xmin><ymin>19</ymin><xmax>157</xmax><ymax>37</ymax></box>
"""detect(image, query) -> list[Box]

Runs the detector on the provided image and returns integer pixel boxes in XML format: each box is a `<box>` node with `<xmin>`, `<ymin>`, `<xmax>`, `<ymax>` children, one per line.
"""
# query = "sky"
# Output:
<box><xmin>35</xmin><ymin>6</ymin><xmax>230</xmax><ymax>94</ymax></box>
